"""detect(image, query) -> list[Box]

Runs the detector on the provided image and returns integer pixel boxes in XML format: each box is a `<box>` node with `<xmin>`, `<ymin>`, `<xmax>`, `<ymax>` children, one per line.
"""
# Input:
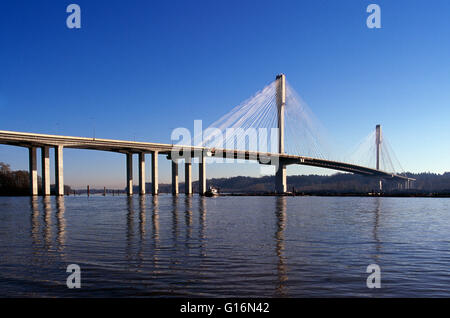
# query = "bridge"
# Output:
<box><xmin>0</xmin><ymin>74</ymin><xmax>414</xmax><ymax>196</ymax></box>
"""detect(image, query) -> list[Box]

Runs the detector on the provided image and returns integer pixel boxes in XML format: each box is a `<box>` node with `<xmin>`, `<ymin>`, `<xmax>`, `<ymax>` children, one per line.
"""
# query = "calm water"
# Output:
<box><xmin>0</xmin><ymin>195</ymin><xmax>449</xmax><ymax>297</ymax></box>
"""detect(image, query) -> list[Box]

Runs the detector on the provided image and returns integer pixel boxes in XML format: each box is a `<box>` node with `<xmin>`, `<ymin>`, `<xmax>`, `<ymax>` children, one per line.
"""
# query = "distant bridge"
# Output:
<box><xmin>0</xmin><ymin>74</ymin><xmax>414</xmax><ymax>196</ymax></box>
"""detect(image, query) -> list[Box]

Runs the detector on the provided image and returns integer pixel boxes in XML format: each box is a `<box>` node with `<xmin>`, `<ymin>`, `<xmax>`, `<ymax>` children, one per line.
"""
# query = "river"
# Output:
<box><xmin>0</xmin><ymin>195</ymin><xmax>449</xmax><ymax>297</ymax></box>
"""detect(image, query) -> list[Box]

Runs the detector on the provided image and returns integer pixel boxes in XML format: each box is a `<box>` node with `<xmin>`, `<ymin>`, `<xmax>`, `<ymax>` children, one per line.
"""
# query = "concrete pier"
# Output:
<box><xmin>185</xmin><ymin>158</ymin><xmax>192</xmax><ymax>195</ymax></box>
<box><xmin>405</xmin><ymin>179</ymin><xmax>411</xmax><ymax>190</ymax></box>
<box><xmin>275</xmin><ymin>163</ymin><xmax>287</xmax><ymax>194</ymax></box>
<box><xmin>55</xmin><ymin>145</ymin><xmax>64</xmax><ymax>196</ymax></box>
<box><xmin>199</xmin><ymin>155</ymin><xmax>206</xmax><ymax>195</ymax></box>
<box><xmin>172</xmin><ymin>159</ymin><xmax>179</xmax><ymax>195</ymax></box>
<box><xmin>41</xmin><ymin>146</ymin><xmax>50</xmax><ymax>196</ymax></box>
<box><xmin>29</xmin><ymin>147</ymin><xmax>38</xmax><ymax>196</ymax></box>
<box><xmin>151</xmin><ymin>151</ymin><xmax>159</xmax><ymax>195</ymax></box>
<box><xmin>126</xmin><ymin>153</ymin><xmax>133</xmax><ymax>196</ymax></box>
<box><xmin>139</xmin><ymin>153</ymin><xmax>145</xmax><ymax>195</ymax></box>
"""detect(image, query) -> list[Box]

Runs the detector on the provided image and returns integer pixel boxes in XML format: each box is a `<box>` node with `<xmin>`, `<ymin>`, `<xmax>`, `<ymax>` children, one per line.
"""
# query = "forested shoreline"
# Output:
<box><xmin>1</xmin><ymin>161</ymin><xmax>449</xmax><ymax>196</ymax></box>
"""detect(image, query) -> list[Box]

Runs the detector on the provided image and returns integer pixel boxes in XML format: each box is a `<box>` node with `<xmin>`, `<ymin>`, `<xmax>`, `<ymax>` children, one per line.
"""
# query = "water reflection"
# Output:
<box><xmin>31</xmin><ymin>197</ymin><xmax>40</xmax><ymax>245</ymax></box>
<box><xmin>151</xmin><ymin>195</ymin><xmax>160</xmax><ymax>267</ymax></box>
<box><xmin>275</xmin><ymin>196</ymin><xmax>288</xmax><ymax>296</ymax></box>
<box><xmin>126</xmin><ymin>197</ymin><xmax>134</xmax><ymax>263</ymax></box>
<box><xmin>56</xmin><ymin>197</ymin><xmax>66</xmax><ymax>253</ymax></box>
<box><xmin>171</xmin><ymin>196</ymin><xmax>179</xmax><ymax>243</ymax></box>
<box><xmin>137</xmin><ymin>196</ymin><xmax>146</xmax><ymax>267</ymax></box>
<box><xmin>199</xmin><ymin>197</ymin><xmax>207</xmax><ymax>257</ymax></box>
<box><xmin>185</xmin><ymin>196</ymin><xmax>193</xmax><ymax>241</ymax></box>
<box><xmin>125</xmin><ymin>196</ymin><xmax>150</xmax><ymax>267</ymax></box>
<box><xmin>43</xmin><ymin>197</ymin><xmax>52</xmax><ymax>251</ymax></box>
<box><xmin>139</xmin><ymin>196</ymin><xmax>146</xmax><ymax>244</ymax></box>
<box><xmin>4</xmin><ymin>195</ymin><xmax>447</xmax><ymax>297</ymax></box>
<box><xmin>29</xmin><ymin>197</ymin><xmax>66</xmax><ymax>259</ymax></box>
<box><xmin>372</xmin><ymin>197</ymin><xmax>381</xmax><ymax>262</ymax></box>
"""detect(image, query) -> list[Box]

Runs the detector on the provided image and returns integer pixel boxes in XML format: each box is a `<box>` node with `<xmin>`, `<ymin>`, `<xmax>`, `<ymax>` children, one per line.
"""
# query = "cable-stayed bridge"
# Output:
<box><xmin>0</xmin><ymin>74</ymin><xmax>414</xmax><ymax>196</ymax></box>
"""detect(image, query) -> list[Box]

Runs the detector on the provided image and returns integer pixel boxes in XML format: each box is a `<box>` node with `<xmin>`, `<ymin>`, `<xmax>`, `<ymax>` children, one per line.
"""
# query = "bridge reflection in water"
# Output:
<box><xmin>1</xmin><ymin>195</ymin><xmax>448</xmax><ymax>297</ymax></box>
<box><xmin>25</xmin><ymin>195</ymin><xmax>292</xmax><ymax>296</ymax></box>
<box><xmin>31</xmin><ymin>196</ymin><xmax>67</xmax><ymax>259</ymax></box>
<box><xmin>275</xmin><ymin>196</ymin><xmax>288</xmax><ymax>296</ymax></box>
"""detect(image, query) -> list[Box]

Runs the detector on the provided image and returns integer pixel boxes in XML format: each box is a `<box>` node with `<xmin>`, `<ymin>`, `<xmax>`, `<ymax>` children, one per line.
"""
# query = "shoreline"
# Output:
<box><xmin>1</xmin><ymin>192</ymin><xmax>449</xmax><ymax>198</ymax></box>
<box><xmin>219</xmin><ymin>193</ymin><xmax>450</xmax><ymax>198</ymax></box>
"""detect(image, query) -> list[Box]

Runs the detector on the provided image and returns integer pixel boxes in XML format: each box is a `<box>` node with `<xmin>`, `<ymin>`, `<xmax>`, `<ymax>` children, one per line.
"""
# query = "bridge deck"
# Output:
<box><xmin>0</xmin><ymin>130</ymin><xmax>414</xmax><ymax>182</ymax></box>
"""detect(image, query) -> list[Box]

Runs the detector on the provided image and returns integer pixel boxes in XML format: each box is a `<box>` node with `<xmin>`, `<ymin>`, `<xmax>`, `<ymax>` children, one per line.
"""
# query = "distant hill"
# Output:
<box><xmin>141</xmin><ymin>172</ymin><xmax>450</xmax><ymax>195</ymax></box>
<box><xmin>1</xmin><ymin>161</ymin><xmax>449</xmax><ymax>196</ymax></box>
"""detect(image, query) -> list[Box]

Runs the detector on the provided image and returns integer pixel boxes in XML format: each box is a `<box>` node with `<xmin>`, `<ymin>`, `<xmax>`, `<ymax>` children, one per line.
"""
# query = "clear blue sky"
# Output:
<box><xmin>0</xmin><ymin>0</ymin><xmax>449</xmax><ymax>188</ymax></box>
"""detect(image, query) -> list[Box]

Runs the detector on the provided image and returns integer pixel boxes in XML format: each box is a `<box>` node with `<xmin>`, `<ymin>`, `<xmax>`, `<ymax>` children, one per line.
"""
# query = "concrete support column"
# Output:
<box><xmin>139</xmin><ymin>153</ymin><xmax>145</xmax><ymax>195</ymax></box>
<box><xmin>29</xmin><ymin>147</ymin><xmax>38</xmax><ymax>196</ymax></box>
<box><xmin>41</xmin><ymin>146</ymin><xmax>50</xmax><ymax>196</ymax></box>
<box><xmin>126</xmin><ymin>153</ymin><xmax>133</xmax><ymax>196</ymax></box>
<box><xmin>185</xmin><ymin>159</ymin><xmax>192</xmax><ymax>195</ymax></box>
<box><xmin>151</xmin><ymin>151</ymin><xmax>159</xmax><ymax>195</ymax></box>
<box><xmin>199</xmin><ymin>155</ymin><xmax>206</xmax><ymax>195</ymax></box>
<box><xmin>172</xmin><ymin>159</ymin><xmax>179</xmax><ymax>195</ymax></box>
<box><xmin>275</xmin><ymin>162</ymin><xmax>287</xmax><ymax>194</ymax></box>
<box><xmin>55</xmin><ymin>145</ymin><xmax>64</xmax><ymax>196</ymax></box>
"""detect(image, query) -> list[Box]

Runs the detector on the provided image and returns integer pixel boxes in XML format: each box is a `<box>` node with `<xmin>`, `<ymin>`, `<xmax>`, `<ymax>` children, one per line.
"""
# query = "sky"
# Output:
<box><xmin>0</xmin><ymin>0</ymin><xmax>449</xmax><ymax>188</ymax></box>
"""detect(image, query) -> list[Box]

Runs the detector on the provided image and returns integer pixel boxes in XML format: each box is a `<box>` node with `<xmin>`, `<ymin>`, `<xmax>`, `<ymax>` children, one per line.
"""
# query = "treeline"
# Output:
<box><xmin>146</xmin><ymin>172</ymin><xmax>450</xmax><ymax>195</ymax></box>
<box><xmin>2</xmin><ymin>161</ymin><xmax>449</xmax><ymax>195</ymax></box>
<box><xmin>0</xmin><ymin>162</ymin><xmax>71</xmax><ymax>196</ymax></box>
<box><xmin>0</xmin><ymin>162</ymin><xmax>31</xmax><ymax>195</ymax></box>
<box><xmin>404</xmin><ymin>172</ymin><xmax>450</xmax><ymax>192</ymax></box>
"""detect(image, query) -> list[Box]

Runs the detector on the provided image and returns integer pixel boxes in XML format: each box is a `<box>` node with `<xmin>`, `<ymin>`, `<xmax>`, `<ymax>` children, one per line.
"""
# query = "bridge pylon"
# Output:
<box><xmin>376</xmin><ymin>124</ymin><xmax>381</xmax><ymax>171</ymax></box>
<box><xmin>275</xmin><ymin>74</ymin><xmax>287</xmax><ymax>193</ymax></box>
<box><xmin>375</xmin><ymin>124</ymin><xmax>383</xmax><ymax>192</ymax></box>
